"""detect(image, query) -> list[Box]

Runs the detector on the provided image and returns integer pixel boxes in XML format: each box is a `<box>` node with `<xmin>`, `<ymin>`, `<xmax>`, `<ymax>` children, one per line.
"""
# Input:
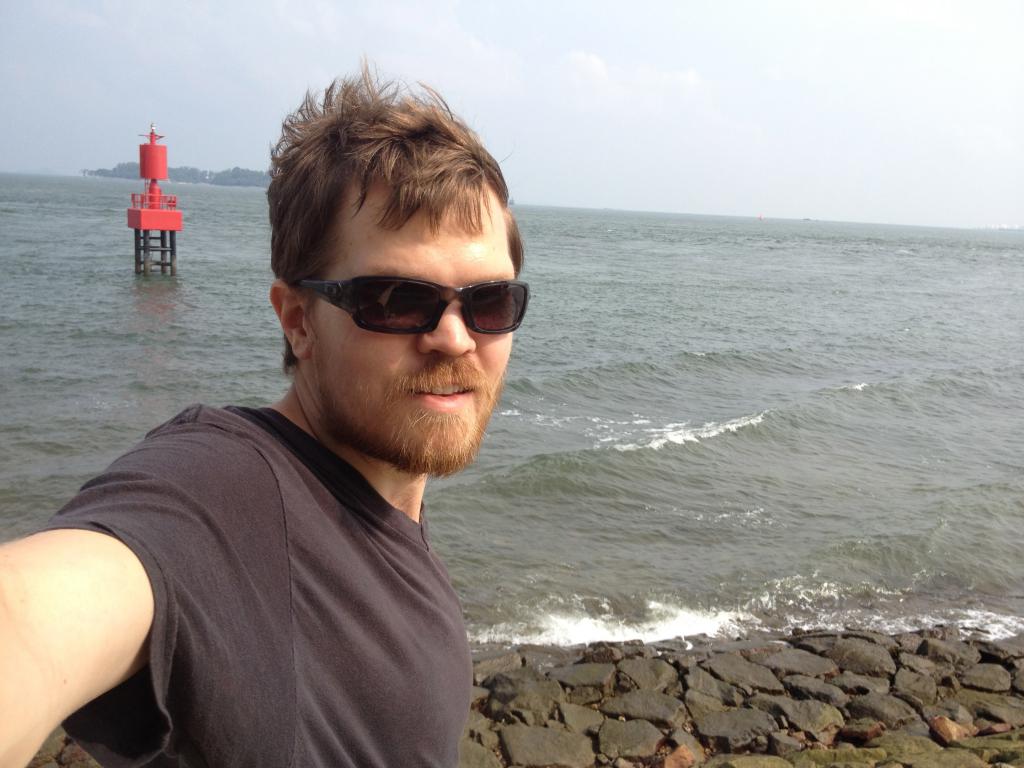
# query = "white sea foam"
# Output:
<box><xmin>470</xmin><ymin>600</ymin><xmax>751</xmax><ymax>646</ymax></box>
<box><xmin>841</xmin><ymin>382</ymin><xmax>869</xmax><ymax>391</ymax></box>
<box><xmin>613</xmin><ymin>411</ymin><xmax>767</xmax><ymax>452</ymax></box>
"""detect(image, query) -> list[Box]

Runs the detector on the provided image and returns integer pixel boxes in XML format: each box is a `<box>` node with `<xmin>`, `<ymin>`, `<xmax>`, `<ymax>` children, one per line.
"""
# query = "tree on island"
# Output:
<box><xmin>83</xmin><ymin>162</ymin><xmax>270</xmax><ymax>188</ymax></box>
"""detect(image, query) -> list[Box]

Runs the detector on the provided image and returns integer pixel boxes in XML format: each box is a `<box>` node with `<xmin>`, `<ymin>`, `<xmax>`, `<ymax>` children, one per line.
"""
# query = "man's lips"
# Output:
<box><xmin>414</xmin><ymin>385</ymin><xmax>472</xmax><ymax>396</ymax></box>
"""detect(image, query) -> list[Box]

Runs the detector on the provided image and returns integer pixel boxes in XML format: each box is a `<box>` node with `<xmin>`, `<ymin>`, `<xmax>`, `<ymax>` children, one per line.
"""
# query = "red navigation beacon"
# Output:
<box><xmin>127</xmin><ymin>124</ymin><xmax>183</xmax><ymax>275</ymax></box>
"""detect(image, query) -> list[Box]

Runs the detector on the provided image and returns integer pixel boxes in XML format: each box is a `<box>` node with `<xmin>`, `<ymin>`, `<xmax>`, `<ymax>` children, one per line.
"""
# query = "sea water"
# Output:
<box><xmin>2</xmin><ymin>173</ymin><xmax>1022</xmax><ymax>644</ymax></box>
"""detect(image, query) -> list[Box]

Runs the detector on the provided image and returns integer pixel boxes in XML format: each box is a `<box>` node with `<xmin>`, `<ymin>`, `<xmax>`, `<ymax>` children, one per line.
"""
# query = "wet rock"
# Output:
<box><xmin>839</xmin><ymin>717</ymin><xmax>886</xmax><ymax>742</ymax></box>
<box><xmin>865</xmin><ymin>732</ymin><xmax>942</xmax><ymax>762</ymax></box>
<box><xmin>753</xmin><ymin>648</ymin><xmax>838</xmax><ymax>679</ymax></box>
<box><xmin>473</xmin><ymin>648</ymin><xmax>523</xmax><ymax>683</ymax></box>
<box><xmin>975</xmin><ymin>633</ymin><xmax>1024</xmax><ymax>663</ymax></box>
<box><xmin>830</xmin><ymin>672</ymin><xmax>890</xmax><ymax>695</ymax></box>
<box><xmin>704</xmin><ymin>653</ymin><xmax>785</xmax><ymax>695</ymax></box>
<box><xmin>919</xmin><ymin>638</ymin><xmax>981</xmax><ymax>669</ymax></box>
<box><xmin>585</xmin><ymin>642</ymin><xmax>626</xmax><ymax>664</ymax></box>
<box><xmin>792</xmin><ymin>634</ymin><xmax>839</xmax><ymax>656</ymax></box>
<box><xmin>825</xmin><ymin>638</ymin><xmax>896</xmax><ymax>677</ymax></box>
<box><xmin>960</xmin><ymin>663</ymin><xmax>1012</xmax><ymax>692</ymax></box>
<box><xmin>783</xmin><ymin>674</ymin><xmax>850</xmax><ymax>708</ymax></box>
<box><xmin>486</xmin><ymin>672</ymin><xmax>564</xmax><ymax>724</ymax></box>
<box><xmin>500</xmin><ymin>724</ymin><xmax>595</xmax><ymax>768</ymax></box>
<box><xmin>619</xmin><ymin>658</ymin><xmax>679</xmax><ymax>691</ymax></box>
<box><xmin>458</xmin><ymin>738</ymin><xmax>503</xmax><ymax>768</ymax></box>
<box><xmin>601</xmin><ymin>690</ymin><xmax>688</xmax><ymax>728</ymax></box>
<box><xmin>687</xmin><ymin>667</ymin><xmax>746</xmax><ymax>707</ymax></box>
<box><xmin>749</xmin><ymin>694</ymin><xmax>845</xmax><ymax>742</ymax></box>
<box><xmin>842</xmin><ymin>630</ymin><xmax>900</xmax><ymax>653</ymax></box>
<box><xmin>519</xmin><ymin>644</ymin><xmax>584</xmax><ymax>671</ymax></box>
<box><xmin>694</xmin><ymin>708</ymin><xmax>780</xmax><ymax>752</ymax></box>
<box><xmin>898</xmin><ymin>652</ymin><xmax>938</xmax><ymax>678</ymax></box>
<box><xmin>599</xmin><ymin>718</ymin><xmax>665</xmax><ymax>759</ymax></box>
<box><xmin>893</xmin><ymin>667</ymin><xmax>938</xmax><ymax>706</ymax></box>
<box><xmin>549</xmin><ymin>663</ymin><xmax>618</xmax><ymax>690</ymax></box>
<box><xmin>846</xmin><ymin>692</ymin><xmax>922</xmax><ymax>729</ymax></box>
<box><xmin>560</xmin><ymin>702</ymin><xmax>605</xmax><ymax>735</ymax></box>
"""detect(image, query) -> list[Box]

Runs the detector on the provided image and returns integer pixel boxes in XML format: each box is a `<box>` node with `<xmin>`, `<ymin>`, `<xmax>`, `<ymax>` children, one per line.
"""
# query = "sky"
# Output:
<box><xmin>1</xmin><ymin>0</ymin><xmax>1021</xmax><ymax>228</ymax></box>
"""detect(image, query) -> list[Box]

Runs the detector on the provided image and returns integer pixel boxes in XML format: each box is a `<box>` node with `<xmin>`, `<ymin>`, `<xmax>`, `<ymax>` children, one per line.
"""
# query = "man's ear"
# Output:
<box><xmin>270</xmin><ymin>279</ymin><xmax>315</xmax><ymax>361</ymax></box>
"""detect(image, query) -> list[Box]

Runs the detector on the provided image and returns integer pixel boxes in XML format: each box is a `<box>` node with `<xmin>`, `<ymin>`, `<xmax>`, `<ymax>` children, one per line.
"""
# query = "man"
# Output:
<box><xmin>0</xmin><ymin>68</ymin><xmax>528</xmax><ymax>767</ymax></box>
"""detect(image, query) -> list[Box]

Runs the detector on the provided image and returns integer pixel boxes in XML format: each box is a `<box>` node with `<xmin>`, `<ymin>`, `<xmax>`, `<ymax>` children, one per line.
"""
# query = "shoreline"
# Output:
<box><xmin>29</xmin><ymin>624</ymin><xmax>1024</xmax><ymax>767</ymax></box>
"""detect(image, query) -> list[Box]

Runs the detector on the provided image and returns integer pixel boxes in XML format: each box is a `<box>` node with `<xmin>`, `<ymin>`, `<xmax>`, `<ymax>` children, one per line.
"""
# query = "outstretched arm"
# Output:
<box><xmin>0</xmin><ymin>529</ymin><xmax>154</xmax><ymax>768</ymax></box>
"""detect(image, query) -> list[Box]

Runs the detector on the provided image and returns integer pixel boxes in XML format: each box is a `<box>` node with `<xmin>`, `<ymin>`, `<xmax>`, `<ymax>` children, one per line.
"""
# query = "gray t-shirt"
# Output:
<box><xmin>43</xmin><ymin>405</ymin><xmax>472</xmax><ymax>767</ymax></box>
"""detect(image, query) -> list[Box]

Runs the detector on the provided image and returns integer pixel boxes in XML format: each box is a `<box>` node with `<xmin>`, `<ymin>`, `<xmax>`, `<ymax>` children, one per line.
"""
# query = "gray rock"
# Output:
<box><xmin>549</xmin><ymin>663</ymin><xmax>618</xmax><ymax>690</ymax></box>
<box><xmin>842</xmin><ymin>629</ymin><xmax>900</xmax><ymax>652</ymax></box>
<box><xmin>585</xmin><ymin>642</ymin><xmax>626</xmax><ymax>663</ymax></box>
<box><xmin>598</xmin><ymin>718</ymin><xmax>665</xmax><ymax>759</ymax></box>
<box><xmin>618</xmin><ymin>658</ymin><xmax>678</xmax><ymax>691</ymax></box>
<box><xmin>1015</xmin><ymin>668</ymin><xmax>1024</xmax><ymax>695</ymax></box>
<box><xmin>953</xmin><ymin>689</ymin><xmax>1024</xmax><ymax>727</ymax></box>
<box><xmin>960</xmin><ymin>663</ymin><xmax>1012</xmax><ymax>692</ymax></box>
<box><xmin>898</xmin><ymin>652</ymin><xmax>938</xmax><ymax>677</ymax></box>
<box><xmin>703</xmin><ymin>653</ymin><xmax>785</xmax><ymax>694</ymax></box>
<box><xmin>752</xmin><ymin>648</ymin><xmax>838</xmax><ymax>679</ymax></box>
<box><xmin>825</xmin><ymin>638</ymin><xmax>897</xmax><ymax>677</ymax></box>
<box><xmin>894</xmin><ymin>667</ymin><xmax>938</xmax><ymax>706</ymax></box>
<box><xmin>865</xmin><ymin>732</ymin><xmax>941</xmax><ymax>762</ymax></box>
<box><xmin>782</xmin><ymin>674</ymin><xmax>850</xmax><ymax>708</ymax></box>
<box><xmin>686</xmin><ymin>666</ymin><xmax>745</xmax><ymax>706</ymax></box>
<box><xmin>768</xmin><ymin>731</ymin><xmax>804</xmax><ymax>757</ymax></box>
<box><xmin>919</xmin><ymin>638</ymin><xmax>982</xmax><ymax>668</ymax></box>
<box><xmin>471</xmin><ymin>686</ymin><xmax>490</xmax><ymax>705</ymax></box>
<box><xmin>895</xmin><ymin>633</ymin><xmax>925</xmax><ymax>654</ymax></box>
<box><xmin>560</xmin><ymin>702</ymin><xmax>605</xmax><ymax>735</ymax></box>
<box><xmin>473</xmin><ymin>648</ymin><xmax>523</xmax><ymax>683</ymax></box>
<box><xmin>693</xmin><ymin>708</ymin><xmax>780</xmax><ymax>752</ymax></box>
<box><xmin>748</xmin><ymin>694</ymin><xmax>845</xmax><ymax>741</ymax></box>
<box><xmin>500</xmin><ymin>725</ymin><xmax>595</xmax><ymax>768</ymax></box>
<box><xmin>685</xmin><ymin>688</ymin><xmax>729</xmax><ymax>720</ymax></box>
<box><xmin>846</xmin><ymin>692</ymin><xmax>922</xmax><ymax>729</ymax></box>
<box><xmin>600</xmin><ymin>690</ymin><xmax>687</xmax><ymax>728</ymax></box>
<box><xmin>831</xmin><ymin>671</ymin><xmax>890</xmax><ymax>695</ymax></box>
<box><xmin>667</xmin><ymin>728</ymin><xmax>704</xmax><ymax>757</ymax></box>
<box><xmin>518</xmin><ymin>644</ymin><xmax>584</xmax><ymax>671</ymax></box>
<box><xmin>792</xmin><ymin>635</ymin><xmax>839</xmax><ymax>655</ymax></box>
<box><xmin>458</xmin><ymin>739</ymin><xmax>503</xmax><ymax>768</ymax></box>
<box><xmin>975</xmin><ymin>633</ymin><xmax>1024</xmax><ymax>662</ymax></box>
<box><xmin>922</xmin><ymin>700</ymin><xmax>974</xmax><ymax>725</ymax></box>
<box><xmin>486</xmin><ymin>672</ymin><xmax>564</xmax><ymax>724</ymax></box>
<box><xmin>567</xmin><ymin>685</ymin><xmax>604</xmax><ymax>706</ymax></box>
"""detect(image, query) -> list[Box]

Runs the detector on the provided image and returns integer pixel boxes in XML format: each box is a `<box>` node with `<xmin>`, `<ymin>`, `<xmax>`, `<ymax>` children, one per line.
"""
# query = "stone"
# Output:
<box><xmin>895</xmin><ymin>633</ymin><xmax>925</xmax><ymax>654</ymax></box>
<box><xmin>519</xmin><ymin>644</ymin><xmax>585</xmax><ymax>671</ymax></box>
<box><xmin>686</xmin><ymin>667</ymin><xmax>745</xmax><ymax>706</ymax></box>
<box><xmin>471</xmin><ymin>685</ymin><xmax>490</xmax><ymax>705</ymax></box>
<box><xmin>954</xmin><ymin>689</ymin><xmax>1024</xmax><ymax>727</ymax></box>
<box><xmin>842</xmin><ymin>630</ymin><xmax>900</xmax><ymax>653</ymax></box>
<box><xmin>929</xmin><ymin>715</ymin><xmax>976</xmax><ymax>745</ymax></box>
<box><xmin>667</xmin><ymin>729</ymin><xmax>705</xmax><ymax>760</ymax></box>
<box><xmin>825</xmin><ymin>638</ymin><xmax>896</xmax><ymax>677</ymax></box>
<box><xmin>753</xmin><ymin>648</ymin><xmax>839</xmax><ymax>679</ymax></box>
<box><xmin>976</xmin><ymin>633</ymin><xmax>1024</xmax><ymax>663</ymax></box>
<box><xmin>703</xmin><ymin>653</ymin><xmax>785</xmax><ymax>694</ymax></box>
<box><xmin>839</xmin><ymin>718</ymin><xmax>886</xmax><ymax>742</ymax></box>
<box><xmin>585</xmin><ymin>642</ymin><xmax>626</xmax><ymax>664</ymax></box>
<box><xmin>27</xmin><ymin>730</ymin><xmax>65</xmax><ymax>768</ymax></box>
<box><xmin>500</xmin><ymin>724</ymin><xmax>595</xmax><ymax>768</ymax></box>
<box><xmin>458</xmin><ymin>739</ymin><xmax>503</xmax><ymax>768</ymax></box>
<box><xmin>793</xmin><ymin>635</ymin><xmax>839</xmax><ymax>655</ymax></box>
<box><xmin>903</xmin><ymin>751</ymin><xmax>987</xmax><ymax>767</ymax></box>
<box><xmin>790</xmin><ymin>746</ymin><xmax>887</xmax><ymax>765</ymax></box>
<box><xmin>897</xmin><ymin>652</ymin><xmax>937</xmax><ymax>678</ymax></box>
<box><xmin>560</xmin><ymin>702</ymin><xmax>605</xmax><ymax>735</ymax></box>
<box><xmin>549</xmin><ymin>663</ymin><xmax>618</xmax><ymax>690</ymax></box>
<box><xmin>486</xmin><ymin>673</ymin><xmax>564</xmax><ymax>724</ymax></box>
<box><xmin>865</xmin><ymin>732</ymin><xmax>941</xmax><ymax>761</ymax></box>
<box><xmin>748</xmin><ymin>694</ymin><xmax>845</xmax><ymax>742</ymax></box>
<box><xmin>1014</xmin><ymin>668</ymin><xmax>1024</xmax><ymax>695</ymax></box>
<box><xmin>893</xmin><ymin>667</ymin><xmax>938</xmax><ymax>706</ymax></box>
<box><xmin>830</xmin><ymin>672</ymin><xmax>890</xmax><ymax>695</ymax></box>
<box><xmin>568</xmin><ymin>685</ymin><xmax>605</xmax><ymax>705</ymax></box>
<box><xmin>846</xmin><ymin>693</ymin><xmax>921</xmax><ymax>729</ymax></box>
<box><xmin>598</xmin><ymin>718</ymin><xmax>665</xmax><ymax>759</ymax></box>
<box><xmin>703</xmin><ymin>756</ymin><xmax>793</xmax><ymax>768</ymax></box>
<box><xmin>619</xmin><ymin>658</ymin><xmax>678</xmax><ymax>691</ymax></box>
<box><xmin>473</xmin><ymin>648</ymin><xmax>523</xmax><ymax>683</ymax></box>
<box><xmin>783</xmin><ymin>674</ymin><xmax>850</xmax><ymax>708</ymax></box>
<box><xmin>601</xmin><ymin>690</ymin><xmax>687</xmax><ymax>728</ymax></box>
<box><xmin>768</xmin><ymin>731</ymin><xmax>803</xmax><ymax>757</ymax></box>
<box><xmin>661</xmin><ymin>744</ymin><xmax>699</xmax><ymax>768</ymax></box>
<box><xmin>685</xmin><ymin>689</ymin><xmax>729</xmax><ymax>720</ymax></box>
<box><xmin>961</xmin><ymin>663</ymin><xmax>1012</xmax><ymax>692</ymax></box>
<box><xmin>919</xmin><ymin>638</ymin><xmax>982</xmax><ymax>669</ymax></box>
<box><xmin>923</xmin><ymin>700</ymin><xmax>975</xmax><ymax>725</ymax></box>
<box><xmin>693</xmin><ymin>708</ymin><xmax>780</xmax><ymax>752</ymax></box>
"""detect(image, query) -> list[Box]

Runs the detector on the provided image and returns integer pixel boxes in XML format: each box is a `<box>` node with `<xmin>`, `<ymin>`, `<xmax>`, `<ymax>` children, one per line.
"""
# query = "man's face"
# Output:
<box><xmin>300</xmin><ymin>186</ymin><xmax>516</xmax><ymax>476</ymax></box>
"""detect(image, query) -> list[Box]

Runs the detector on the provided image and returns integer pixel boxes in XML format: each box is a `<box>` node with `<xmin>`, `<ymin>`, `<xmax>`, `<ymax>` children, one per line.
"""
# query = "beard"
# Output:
<box><xmin>312</xmin><ymin>354</ymin><xmax>503</xmax><ymax>477</ymax></box>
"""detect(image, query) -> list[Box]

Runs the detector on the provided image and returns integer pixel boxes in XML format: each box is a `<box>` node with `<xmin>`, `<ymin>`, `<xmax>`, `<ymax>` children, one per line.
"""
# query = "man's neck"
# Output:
<box><xmin>270</xmin><ymin>387</ymin><xmax>428</xmax><ymax>522</ymax></box>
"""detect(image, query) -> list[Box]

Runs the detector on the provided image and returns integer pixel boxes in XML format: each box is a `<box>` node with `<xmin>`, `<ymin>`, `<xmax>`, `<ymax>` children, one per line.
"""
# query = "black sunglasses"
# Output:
<box><xmin>298</xmin><ymin>276</ymin><xmax>530</xmax><ymax>334</ymax></box>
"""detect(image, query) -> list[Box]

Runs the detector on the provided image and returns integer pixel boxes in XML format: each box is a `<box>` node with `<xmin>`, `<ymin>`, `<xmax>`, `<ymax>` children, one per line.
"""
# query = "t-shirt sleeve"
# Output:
<box><xmin>40</xmin><ymin>419</ymin><xmax>294</xmax><ymax>767</ymax></box>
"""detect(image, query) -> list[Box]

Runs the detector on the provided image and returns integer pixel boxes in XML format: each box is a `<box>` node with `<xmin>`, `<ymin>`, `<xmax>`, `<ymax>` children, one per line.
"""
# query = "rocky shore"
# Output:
<box><xmin>461</xmin><ymin>625</ymin><xmax>1024</xmax><ymax>768</ymax></box>
<box><xmin>28</xmin><ymin>625</ymin><xmax>1024</xmax><ymax>768</ymax></box>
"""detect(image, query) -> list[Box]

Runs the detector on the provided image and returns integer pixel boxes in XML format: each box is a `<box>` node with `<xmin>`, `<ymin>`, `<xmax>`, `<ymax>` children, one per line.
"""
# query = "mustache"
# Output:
<box><xmin>393</xmin><ymin>357</ymin><xmax>490</xmax><ymax>394</ymax></box>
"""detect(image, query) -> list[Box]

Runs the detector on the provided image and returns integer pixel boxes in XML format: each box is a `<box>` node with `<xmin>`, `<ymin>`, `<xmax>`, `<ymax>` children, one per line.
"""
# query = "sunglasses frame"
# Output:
<box><xmin>298</xmin><ymin>276</ymin><xmax>530</xmax><ymax>335</ymax></box>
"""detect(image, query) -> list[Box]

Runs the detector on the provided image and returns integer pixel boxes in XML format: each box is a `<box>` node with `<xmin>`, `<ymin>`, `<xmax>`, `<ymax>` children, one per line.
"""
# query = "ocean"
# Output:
<box><xmin>1</xmin><ymin>173</ymin><xmax>1022</xmax><ymax>645</ymax></box>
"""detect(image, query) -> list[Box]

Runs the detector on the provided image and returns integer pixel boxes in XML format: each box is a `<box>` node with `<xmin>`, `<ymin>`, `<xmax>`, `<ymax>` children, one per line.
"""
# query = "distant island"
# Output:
<box><xmin>83</xmin><ymin>162</ymin><xmax>270</xmax><ymax>188</ymax></box>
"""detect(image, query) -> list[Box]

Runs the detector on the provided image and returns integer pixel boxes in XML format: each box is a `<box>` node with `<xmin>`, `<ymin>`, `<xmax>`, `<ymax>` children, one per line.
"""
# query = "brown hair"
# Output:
<box><xmin>268</xmin><ymin>66</ymin><xmax>523</xmax><ymax>371</ymax></box>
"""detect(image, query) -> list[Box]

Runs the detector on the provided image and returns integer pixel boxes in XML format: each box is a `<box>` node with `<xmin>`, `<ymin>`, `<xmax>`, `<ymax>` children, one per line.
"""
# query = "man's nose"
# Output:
<box><xmin>416</xmin><ymin>301</ymin><xmax>476</xmax><ymax>357</ymax></box>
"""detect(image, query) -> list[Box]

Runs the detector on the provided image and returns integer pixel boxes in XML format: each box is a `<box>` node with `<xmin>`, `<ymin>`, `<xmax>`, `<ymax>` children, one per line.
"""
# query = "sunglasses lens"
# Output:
<box><xmin>354</xmin><ymin>279</ymin><xmax>441</xmax><ymax>331</ymax></box>
<box><xmin>468</xmin><ymin>282</ymin><xmax>526</xmax><ymax>332</ymax></box>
